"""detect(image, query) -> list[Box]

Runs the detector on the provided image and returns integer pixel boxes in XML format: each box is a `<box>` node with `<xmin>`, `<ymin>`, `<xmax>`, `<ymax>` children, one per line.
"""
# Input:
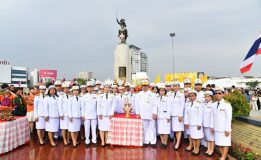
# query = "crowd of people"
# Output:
<box><xmin>248</xmin><ymin>89</ymin><xmax>261</xmax><ymax>111</ymax></box>
<box><xmin>0</xmin><ymin>78</ymin><xmax>237</xmax><ymax>160</ymax></box>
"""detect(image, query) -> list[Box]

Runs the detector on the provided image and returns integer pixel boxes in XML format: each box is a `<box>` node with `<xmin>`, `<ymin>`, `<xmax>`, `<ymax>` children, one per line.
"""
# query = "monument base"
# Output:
<box><xmin>114</xmin><ymin>43</ymin><xmax>131</xmax><ymax>83</ymax></box>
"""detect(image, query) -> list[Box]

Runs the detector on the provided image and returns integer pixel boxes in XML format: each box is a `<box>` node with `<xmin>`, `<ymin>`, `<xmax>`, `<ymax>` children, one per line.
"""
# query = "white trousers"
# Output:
<box><xmin>142</xmin><ymin>119</ymin><xmax>156</xmax><ymax>144</ymax></box>
<box><xmin>84</xmin><ymin>119</ymin><xmax>98</xmax><ymax>144</ymax></box>
<box><xmin>251</xmin><ymin>100</ymin><xmax>258</xmax><ymax>110</ymax></box>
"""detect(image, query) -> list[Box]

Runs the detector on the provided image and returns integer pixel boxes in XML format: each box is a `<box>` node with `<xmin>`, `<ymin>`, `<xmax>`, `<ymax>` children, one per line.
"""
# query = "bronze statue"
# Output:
<box><xmin>116</xmin><ymin>18</ymin><xmax>128</xmax><ymax>43</ymax></box>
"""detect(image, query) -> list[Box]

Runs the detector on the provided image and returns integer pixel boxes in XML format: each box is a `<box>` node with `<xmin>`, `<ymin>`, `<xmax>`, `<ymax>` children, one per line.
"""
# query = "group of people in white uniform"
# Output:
<box><xmin>33</xmin><ymin>78</ymin><xmax>232</xmax><ymax>160</ymax></box>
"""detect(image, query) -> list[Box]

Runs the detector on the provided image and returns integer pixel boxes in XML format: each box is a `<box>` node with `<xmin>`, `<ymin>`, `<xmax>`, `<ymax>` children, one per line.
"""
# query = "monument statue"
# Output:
<box><xmin>114</xmin><ymin>12</ymin><xmax>131</xmax><ymax>82</ymax></box>
<box><xmin>116</xmin><ymin>18</ymin><xmax>128</xmax><ymax>43</ymax></box>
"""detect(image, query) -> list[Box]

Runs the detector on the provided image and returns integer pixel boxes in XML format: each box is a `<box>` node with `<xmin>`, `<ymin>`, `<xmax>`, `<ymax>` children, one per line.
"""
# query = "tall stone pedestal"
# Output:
<box><xmin>114</xmin><ymin>43</ymin><xmax>131</xmax><ymax>82</ymax></box>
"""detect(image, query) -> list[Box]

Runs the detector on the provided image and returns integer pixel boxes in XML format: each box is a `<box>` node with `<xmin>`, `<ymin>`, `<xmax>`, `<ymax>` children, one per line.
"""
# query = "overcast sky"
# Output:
<box><xmin>0</xmin><ymin>0</ymin><xmax>261</xmax><ymax>80</ymax></box>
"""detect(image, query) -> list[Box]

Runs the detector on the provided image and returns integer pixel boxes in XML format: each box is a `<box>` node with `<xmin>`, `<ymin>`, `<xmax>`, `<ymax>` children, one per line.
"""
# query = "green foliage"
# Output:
<box><xmin>224</xmin><ymin>90</ymin><xmax>250</xmax><ymax>119</ymax></box>
<box><xmin>76</xmin><ymin>78</ymin><xmax>86</xmax><ymax>86</ymax></box>
<box><xmin>246</xmin><ymin>80</ymin><xmax>260</xmax><ymax>90</ymax></box>
<box><xmin>45</xmin><ymin>82</ymin><xmax>53</xmax><ymax>88</ymax></box>
<box><xmin>230</xmin><ymin>142</ymin><xmax>261</xmax><ymax>160</ymax></box>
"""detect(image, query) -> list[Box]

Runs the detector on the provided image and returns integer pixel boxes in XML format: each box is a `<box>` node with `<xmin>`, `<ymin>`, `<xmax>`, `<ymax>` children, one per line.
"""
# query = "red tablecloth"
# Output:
<box><xmin>0</xmin><ymin>116</ymin><xmax>30</xmax><ymax>154</ymax></box>
<box><xmin>108</xmin><ymin>114</ymin><xmax>144</xmax><ymax>146</ymax></box>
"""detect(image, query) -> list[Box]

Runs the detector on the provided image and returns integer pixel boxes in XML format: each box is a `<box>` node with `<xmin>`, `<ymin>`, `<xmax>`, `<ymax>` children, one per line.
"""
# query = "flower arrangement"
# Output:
<box><xmin>229</xmin><ymin>142</ymin><xmax>261</xmax><ymax>160</ymax></box>
<box><xmin>123</xmin><ymin>100</ymin><xmax>133</xmax><ymax>118</ymax></box>
<box><xmin>0</xmin><ymin>106</ymin><xmax>14</xmax><ymax>121</ymax></box>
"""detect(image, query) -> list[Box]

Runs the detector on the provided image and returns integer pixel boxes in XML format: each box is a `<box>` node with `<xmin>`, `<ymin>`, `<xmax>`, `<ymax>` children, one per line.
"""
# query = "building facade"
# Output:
<box><xmin>11</xmin><ymin>66</ymin><xmax>28</xmax><ymax>87</ymax></box>
<box><xmin>129</xmin><ymin>44</ymin><xmax>148</xmax><ymax>74</ymax></box>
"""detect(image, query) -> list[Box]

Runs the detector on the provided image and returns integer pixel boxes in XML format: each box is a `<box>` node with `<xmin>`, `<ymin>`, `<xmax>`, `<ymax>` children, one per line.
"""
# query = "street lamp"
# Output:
<box><xmin>170</xmin><ymin>33</ymin><xmax>175</xmax><ymax>79</ymax></box>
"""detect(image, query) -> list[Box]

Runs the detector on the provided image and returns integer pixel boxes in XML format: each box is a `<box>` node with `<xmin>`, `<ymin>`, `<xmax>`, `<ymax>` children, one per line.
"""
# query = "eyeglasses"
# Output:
<box><xmin>216</xmin><ymin>92</ymin><xmax>222</xmax><ymax>95</ymax></box>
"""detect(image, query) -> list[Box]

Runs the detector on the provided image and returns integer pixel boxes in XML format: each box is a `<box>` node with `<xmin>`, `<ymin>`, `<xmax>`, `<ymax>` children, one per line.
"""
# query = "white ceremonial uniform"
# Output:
<box><xmin>97</xmin><ymin>93</ymin><xmax>115</xmax><ymax>131</ymax></box>
<box><xmin>57</xmin><ymin>91</ymin><xmax>63</xmax><ymax>96</ymax></box>
<box><xmin>167</xmin><ymin>91</ymin><xmax>174</xmax><ymax>138</ymax></box>
<box><xmin>196</xmin><ymin>90</ymin><xmax>206</xmax><ymax>146</ymax></box>
<box><xmin>210</xmin><ymin>99</ymin><xmax>232</xmax><ymax>146</ymax></box>
<box><xmin>34</xmin><ymin>94</ymin><xmax>46</xmax><ymax>129</ymax></box>
<box><xmin>184</xmin><ymin>100</ymin><xmax>204</xmax><ymax>139</ymax></box>
<box><xmin>196</xmin><ymin>90</ymin><xmax>205</xmax><ymax>103</ymax></box>
<box><xmin>153</xmin><ymin>95</ymin><xmax>171</xmax><ymax>134</ymax></box>
<box><xmin>44</xmin><ymin>95</ymin><xmax>60</xmax><ymax>132</ymax></box>
<box><xmin>203</xmin><ymin>101</ymin><xmax>215</xmax><ymax>141</ymax></box>
<box><xmin>114</xmin><ymin>93</ymin><xmax>128</xmax><ymax>113</ymax></box>
<box><xmin>69</xmin><ymin>96</ymin><xmax>83</xmax><ymax>132</ymax></box>
<box><xmin>82</xmin><ymin>93</ymin><xmax>98</xmax><ymax>144</ymax></box>
<box><xmin>58</xmin><ymin>93</ymin><xmax>71</xmax><ymax>130</ymax></box>
<box><xmin>170</xmin><ymin>90</ymin><xmax>185</xmax><ymax>132</ymax></box>
<box><xmin>183</xmin><ymin>98</ymin><xmax>190</xmax><ymax>138</ymax></box>
<box><xmin>135</xmin><ymin>90</ymin><xmax>157</xmax><ymax>144</ymax></box>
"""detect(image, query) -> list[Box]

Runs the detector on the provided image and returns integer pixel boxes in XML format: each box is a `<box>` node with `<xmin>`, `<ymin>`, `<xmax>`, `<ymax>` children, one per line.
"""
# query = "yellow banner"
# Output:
<box><xmin>163</xmin><ymin>72</ymin><xmax>207</xmax><ymax>83</ymax></box>
<box><xmin>154</xmin><ymin>74</ymin><xmax>161</xmax><ymax>83</ymax></box>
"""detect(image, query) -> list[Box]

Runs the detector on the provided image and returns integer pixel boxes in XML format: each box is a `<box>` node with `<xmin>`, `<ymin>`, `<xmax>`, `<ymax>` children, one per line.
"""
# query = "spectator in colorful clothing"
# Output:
<box><xmin>12</xmin><ymin>88</ymin><xmax>27</xmax><ymax>116</ymax></box>
<box><xmin>0</xmin><ymin>90</ymin><xmax>13</xmax><ymax>107</ymax></box>
<box><xmin>26</xmin><ymin>87</ymin><xmax>38</xmax><ymax>134</ymax></box>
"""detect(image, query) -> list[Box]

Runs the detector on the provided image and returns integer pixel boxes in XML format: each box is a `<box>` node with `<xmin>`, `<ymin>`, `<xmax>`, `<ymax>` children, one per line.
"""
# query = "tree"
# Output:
<box><xmin>76</xmin><ymin>78</ymin><xmax>86</xmax><ymax>86</ymax></box>
<box><xmin>246</xmin><ymin>81</ymin><xmax>260</xmax><ymax>90</ymax></box>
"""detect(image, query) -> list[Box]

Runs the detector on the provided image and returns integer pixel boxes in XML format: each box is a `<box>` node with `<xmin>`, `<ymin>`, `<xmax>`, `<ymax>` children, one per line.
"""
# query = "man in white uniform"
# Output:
<box><xmin>136</xmin><ymin>80</ymin><xmax>157</xmax><ymax>148</ymax></box>
<box><xmin>194</xmin><ymin>79</ymin><xmax>205</xmax><ymax>103</ymax></box>
<box><xmin>114</xmin><ymin>86</ymin><xmax>128</xmax><ymax>113</ymax></box>
<box><xmin>194</xmin><ymin>79</ymin><xmax>206</xmax><ymax>148</ymax></box>
<box><xmin>82</xmin><ymin>81</ymin><xmax>98</xmax><ymax>147</ymax></box>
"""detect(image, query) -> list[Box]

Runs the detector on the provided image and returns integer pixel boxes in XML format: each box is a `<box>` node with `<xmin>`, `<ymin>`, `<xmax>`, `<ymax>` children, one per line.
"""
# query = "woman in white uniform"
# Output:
<box><xmin>184</xmin><ymin>90</ymin><xmax>203</xmax><ymax>156</ymax></box>
<box><xmin>69</xmin><ymin>86</ymin><xmax>83</xmax><ymax>148</ymax></box>
<box><xmin>97</xmin><ymin>84</ymin><xmax>115</xmax><ymax>147</ymax></box>
<box><xmin>58</xmin><ymin>82</ymin><xmax>71</xmax><ymax>146</ymax></box>
<box><xmin>170</xmin><ymin>81</ymin><xmax>185</xmax><ymax>150</ymax></box>
<box><xmin>210</xmin><ymin>87</ymin><xmax>232</xmax><ymax>160</ymax></box>
<box><xmin>44</xmin><ymin>85</ymin><xmax>60</xmax><ymax>147</ymax></box>
<box><xmin>152</xmin><ymin>83</ymin><xmax>171</xmax><ymax>149</ymax></box>
<box><xmin>203</xmin><ymin>91</ymin><xmax>215</xmax><ymax>157</ymax></box>
<box><xmin>34</xmin><ymin>85</ymin><xmax>46</xmax><ymax>145</ymax></box>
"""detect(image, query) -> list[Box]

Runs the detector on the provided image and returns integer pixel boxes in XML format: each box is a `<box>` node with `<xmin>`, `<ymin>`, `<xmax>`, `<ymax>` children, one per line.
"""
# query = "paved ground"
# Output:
<box><xmin>0</xmin><ymin>136</ymin><xmax>221</xmax><ymax>160</ymax></box>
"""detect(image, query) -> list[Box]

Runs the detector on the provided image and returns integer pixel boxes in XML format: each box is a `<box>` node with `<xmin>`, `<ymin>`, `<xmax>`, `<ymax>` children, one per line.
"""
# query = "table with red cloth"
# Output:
<box><xmin>108</xmin><ymin>114</ymin><xmax>144</xmax><ymax>146</ymax></box>
<box><xmin>0</xmin><ymin>116</ymin><xmax>30</xmax><ymax>154</ymax></box>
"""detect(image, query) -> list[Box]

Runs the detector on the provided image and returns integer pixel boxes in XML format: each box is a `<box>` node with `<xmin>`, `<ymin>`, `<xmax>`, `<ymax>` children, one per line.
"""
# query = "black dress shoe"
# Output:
<box><xmin>50</xmin><ymin>144</ymin><xmax>57</xmax><ymax>147</ymax></box>
<box><xmin>163</xmin><ymin>144</ymin><xmax>168</xmax><ymax>149</ymax></box>
<box><xmin>64</xmin><ymin>143</ymin><xmax>69</xmax><ymax>147</ymax></box>
<box><xmin>160</xmin><ymin>144</ymin><xmax>165</xmax><ymax>148</ymax></box>
<box><xmin>151</xmin><ymin>144</ymin><xmax>157</xmax><ymax>148</ymax></box>
<box><xmin>92</xmin><ymin>142</ymin><xmax>98</xmax><ymax>146</ymax></box>
<box><xmin>174</xmin><ymin>144</ymin><xmax>180</xmax><ymax>150</ymax></box>
<box><xmin>101</xmin><ymin>144</ymin><xmax>106</xmax><ymax>147</ymax></box>
<box><xmin>206</xmin><ymin>152</ymin><xmax>214</xmax><ymax>157</ymax></box>
<box><xmin>185</xmin><ymin>147</ymin><xmax>193</xmax><ymax>152</ymax></box>
<box><xmin>192</xmin><ymin>151</ymin><xmax>200</xmax><ymax>156</ymax></box>
<box><xmin>39</xmin><ymin>142</ymin><xmax>45</xmax><ymax>146</ymax></box>
<box><xmin>143</xmin><ymin>143</ymin><xmax>149</xmax><ymax>147</ymax></box>
<box><xmin>85</xmin><ymin>143</ymin><xmax>90</xmax><ymax>148</ymax></box>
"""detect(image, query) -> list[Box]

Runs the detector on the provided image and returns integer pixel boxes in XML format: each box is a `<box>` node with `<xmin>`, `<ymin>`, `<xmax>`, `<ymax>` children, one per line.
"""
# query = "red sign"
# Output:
<box><xmin>39</xmin><ymin>70</ymin><xmax>57</xmax><ymax>82</ymax></box>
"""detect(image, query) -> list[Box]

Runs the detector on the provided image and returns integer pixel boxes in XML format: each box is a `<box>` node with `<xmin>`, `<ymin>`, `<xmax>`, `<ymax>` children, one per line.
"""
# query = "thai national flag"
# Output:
<box><xmin>240</xmin><ymin>34</ymin><xmax>261</xmax><ymax>74</ymax></box>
